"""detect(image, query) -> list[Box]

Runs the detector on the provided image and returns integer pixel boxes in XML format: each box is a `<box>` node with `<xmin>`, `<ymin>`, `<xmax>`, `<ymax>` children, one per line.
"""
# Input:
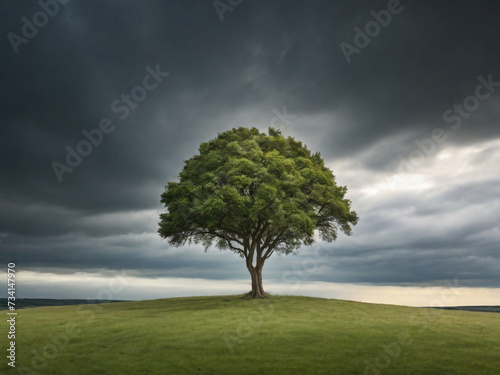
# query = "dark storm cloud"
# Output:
<box><xmin>1</xmin><ymin>0</ymin><xmax>499</xmax><ymax>293</ymax></box>
<box><xmin>0</xmin><ymin>232</ymin><xmax>246</xmax><ymax>281</ymax></box>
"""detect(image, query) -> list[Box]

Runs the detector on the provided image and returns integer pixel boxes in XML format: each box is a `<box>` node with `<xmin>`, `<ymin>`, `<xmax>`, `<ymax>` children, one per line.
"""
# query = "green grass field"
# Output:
<box><xmin>2</xmin><ymin>295</ymin><xmax>499</xmax><ymax>374</ymax></box>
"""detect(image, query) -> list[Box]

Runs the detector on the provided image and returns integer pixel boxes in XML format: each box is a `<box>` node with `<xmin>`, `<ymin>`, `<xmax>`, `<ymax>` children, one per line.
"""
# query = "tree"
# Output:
<box><xmin>158</xmin><ymin>127</ymin><xmax>358</xmax><ymax>298</ymax></box>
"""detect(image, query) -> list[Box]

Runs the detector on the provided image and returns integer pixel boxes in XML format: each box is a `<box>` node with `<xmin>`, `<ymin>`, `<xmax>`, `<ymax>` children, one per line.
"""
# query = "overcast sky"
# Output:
<box><xmin>1</xmin><ymin>0</ymin><xmax>499</xmax><ymax>306</ymax></box>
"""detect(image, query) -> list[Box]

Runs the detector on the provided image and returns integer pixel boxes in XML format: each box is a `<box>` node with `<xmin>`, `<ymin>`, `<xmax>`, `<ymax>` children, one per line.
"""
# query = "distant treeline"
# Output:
<box><xmin>431</xmin><ymin>306</ymin><xmax>500</xmax><ymax>313</ymax></box>
<box><xmin>1</xmin><ymin>299</ymin><xmax>498</xmax><ymax>313</ymax></box>
<box><xmin>0</xmin><ymin>298</ymin><xmax>130</xmax><ymax>309</ymax></box>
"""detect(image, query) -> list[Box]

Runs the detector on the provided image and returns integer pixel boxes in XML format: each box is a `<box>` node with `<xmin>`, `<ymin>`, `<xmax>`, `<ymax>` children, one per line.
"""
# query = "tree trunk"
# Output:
<box><xmin>246</xmin><ymin>266</ymin><xmax>267</xmax><ymax>298</ymax></box>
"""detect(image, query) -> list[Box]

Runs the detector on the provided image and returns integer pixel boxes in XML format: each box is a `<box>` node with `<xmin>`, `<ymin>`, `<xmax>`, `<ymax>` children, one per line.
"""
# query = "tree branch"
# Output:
<box><xmin>190</xmin><ymin>229</ymin><xmax>245</xmax><ymax>255</ymax></box>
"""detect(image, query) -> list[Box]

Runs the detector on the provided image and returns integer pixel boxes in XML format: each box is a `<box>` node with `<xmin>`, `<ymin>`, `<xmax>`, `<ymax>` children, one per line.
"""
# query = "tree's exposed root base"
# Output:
<box><xmin>241</xmin><ymin>291</ymin><xmax>268</xmax><ymax>299</ymax></box>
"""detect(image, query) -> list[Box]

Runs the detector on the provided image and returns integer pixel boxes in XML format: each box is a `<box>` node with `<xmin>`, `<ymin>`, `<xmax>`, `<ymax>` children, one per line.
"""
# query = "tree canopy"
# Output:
<box><xmin>158</xmin><ymin>127</ymin><xmax>358</xmax><ymax>298</ymax></box>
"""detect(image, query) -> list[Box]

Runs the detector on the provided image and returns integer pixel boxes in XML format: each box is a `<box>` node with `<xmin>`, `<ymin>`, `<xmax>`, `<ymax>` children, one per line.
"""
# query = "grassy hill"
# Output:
<box><xmin>2</xmin><ymin>295</ymin><xmax>498</xmax><ymax>374</ymax></box>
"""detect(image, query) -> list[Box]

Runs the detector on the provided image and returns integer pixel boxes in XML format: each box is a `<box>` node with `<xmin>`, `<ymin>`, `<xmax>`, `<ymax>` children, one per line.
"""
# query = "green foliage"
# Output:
<box><xmin>159</xmin><ymin>127</ymin><xmax>358</xmax><ymax>256</ymax></box>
